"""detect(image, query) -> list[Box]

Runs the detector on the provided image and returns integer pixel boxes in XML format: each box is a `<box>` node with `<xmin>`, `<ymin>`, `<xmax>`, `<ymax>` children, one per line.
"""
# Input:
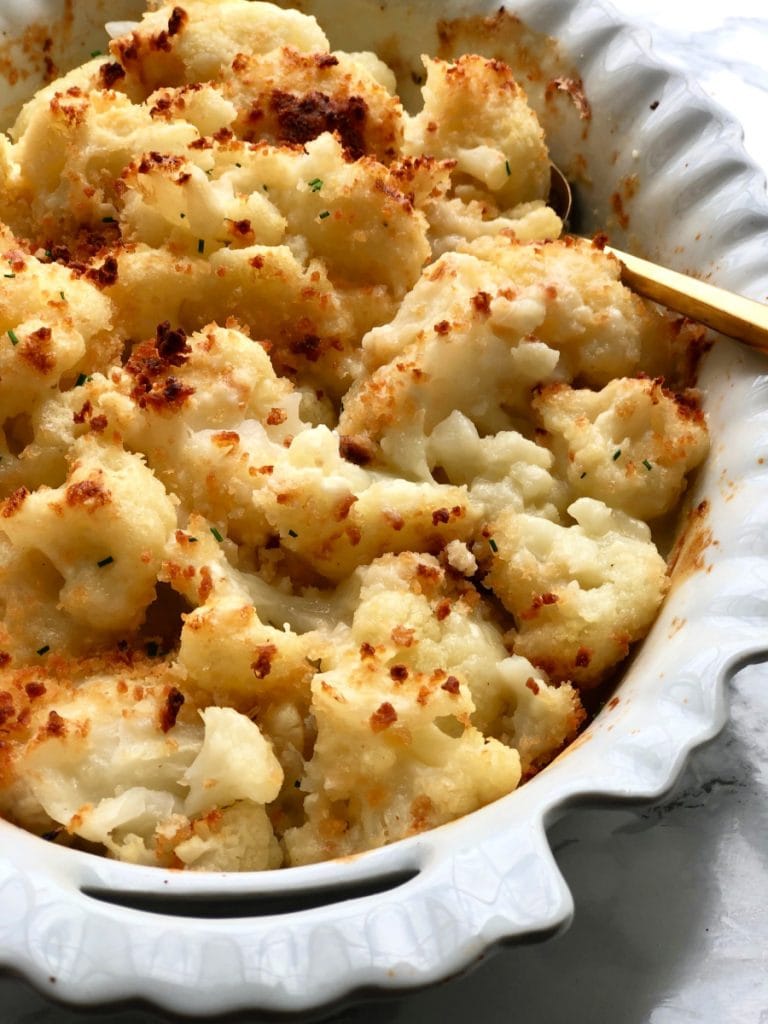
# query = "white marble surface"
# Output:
<box><xmin>1</xmin><ymin>2</ymin><xmax>767</xmax><ymax>1022</ymax></box>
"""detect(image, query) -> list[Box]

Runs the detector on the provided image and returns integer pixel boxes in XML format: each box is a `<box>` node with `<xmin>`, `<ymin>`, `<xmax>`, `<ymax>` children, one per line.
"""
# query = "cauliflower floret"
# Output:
<box><xmin>0</xmin><ymin>438</ymin><xmax>177</xmax><ymax>636</ymax></box>
<box><xmin>284</xmin><ymin>551</ymin><xmax>582</xmax><ymax>863</ymax></box>
<box><xmin>0</xmin><ymin>665</ymin><xmax>201</xmax><ymax>859</ymax></box>
<box><xmin>427</xmin><ymin>410</ymin><xmax>565</xmax><ymax>519</ymax></box>
<box><xmin>183</xmin><ymin>706</ymin><xmax>283</xmax><ymax>815</ymax></box>
<box><xmin>110</xmin><ymin>1</ymin><xmax>329</xmax><ymax>93</ymax></box>
<box><xmin>259</xmin><ymin>425</ymin><xmax>480</xmax><ymax>582</ymax></box>
<box><xmin>486</xmin><ymin>497</ymin><xmax>669</xmax><ymax>687</ymax></box>
<box><xmin>403</xmin><ymin>55</ymin><xmax>550</xmax><ymax>207</ymax></box>
<box><xmin>464</xmin><ymin>235</ymin><xmax>706</xmax><ymax>387</ymax></box>
<box><xmin>340</xmin><ymin>252</ymin><xmax>561</xmax><ymax>477</ymax></box>
<box><xmin>533</xmin><ymin>378</ymin><xmax>709</xmax><ymax>519</ymax></box>
<box><xmin>171</xmin><ymin>800</ymin><xmax>282</xmax><ymax>871</ymax></box>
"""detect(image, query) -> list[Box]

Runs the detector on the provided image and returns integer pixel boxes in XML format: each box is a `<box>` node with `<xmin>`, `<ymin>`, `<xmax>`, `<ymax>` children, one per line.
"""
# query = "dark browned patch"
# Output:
<box><xmin>370</xmin><ymin>701</ymin><xmax>397</xmax><ymax>732</ymax></box>
<box><xmin>159</xmin><ymin>687</ymin><xmax>185</xmax><ymax>732</ymax></box>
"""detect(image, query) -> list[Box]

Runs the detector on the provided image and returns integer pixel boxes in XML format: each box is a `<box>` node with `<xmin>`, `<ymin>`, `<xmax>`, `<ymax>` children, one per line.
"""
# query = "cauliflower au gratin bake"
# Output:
<box><xmin>0</xmin><ymin>0</ymin><xmax>709</xmax><ymax>870</ymax></box>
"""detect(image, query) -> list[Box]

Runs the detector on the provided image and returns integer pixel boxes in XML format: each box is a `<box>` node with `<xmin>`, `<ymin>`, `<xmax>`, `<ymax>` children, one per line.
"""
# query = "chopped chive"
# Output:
<box><xmin>75</xmin><ymin>372</ymin><xmax>88</xmax><ymax>387</ymax></box>
<box><xmin>643</xmin><ymin>458</ymin><xmax>653</xmax><ymax>471</ymax></box>
<box><xmin>3</xmin><ymin>272</ymin><xmax>15</xmax><ymax>279</ymax></box>
<box><xmin>318</xmin><ymin>210</ymin><xmax>330</xmax><ymax>220</ymax></box>
<box><xmin>7</xmin><ymin>328</ymin><xmax>19</xmax><ymax>346</ymax></box>
<box><xmin>179</xmin><ymin>212</ymin><xmax>185</xmax><ymax>218</ymax></box>
<box><xmin>44</xmin><ymin>249</ymin><xmax>52</xmax><ymax>260</ymax></box>
<box><xmin>262</xmin><ymin>184</ymin><xmax>269</xmax><ymax>192</ymax></box>
<box><xmin>210</xmin><ymin>526</ymin><xmax>223</xmax><ymax>542</ymax></box>
<box><xmin>59</xmin><ymin>290</ymin><xmax>66</xmax><ymax>301</ymax></box>
<box><xmin>308</xmin><ymin>177</ymin><xmax>323</xmax><ymax>192</ymax></box>
<box><xmin>612</xmin><ymin>449</ymin><xmax>621</xmax><ymax>461</ymax></box>
<box><xmin>145</xmin><ymin>640</ymin><xmax>159</xmax><ymax>658</ymax></box>
<box><xmin>488</xmin><ymin>537</ymin><xmax>498</xmax><ymax>553</ymax></box>
<box><xmin>580</xmin><ymin>471</ymin><xmax>587</xmax><ymax>479</ymax></box>
<box><xmin>36</xmin><ymin>645</ymin><xmax>50</xmax><ymax>656</ymax></box>
<box><xmin>288</xmin><ymin>529</ymin><xmax>298</xmax><ymax>538</ymax></box>
<box><xmin>90</xmin><ymin>49</ymin><xmax>102</xmax><ymax>57</ymax></box>
<box><xmin>505</xmin><ymin>159</ymin><xmax>511</xmax><ymax>176</ymax></box>
<box><xmin>197</xmin><ymin>238</ymin><xmax>205</xmax><ymax>254</ymax></box>
<box><xmin>101</xmin><ymin>216</ymin><xmax>116</xmax><ymax>223</ymax></box>
<box><xmin>235</xmin><ymin>162</ymin><xmax>242</xmax><ymax>168</ymax></box>
<box><xmin>97</xmin><ymin>555</ymin><xmax>114</xmax><ymax>568</ymax></box>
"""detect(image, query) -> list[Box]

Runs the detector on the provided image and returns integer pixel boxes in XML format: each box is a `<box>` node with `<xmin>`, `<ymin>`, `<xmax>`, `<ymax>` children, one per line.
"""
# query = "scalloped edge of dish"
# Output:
<box><xmin>1</xmin><ymin>0</ymin><xmax>768</xmax><ymax>1016</ymax></box>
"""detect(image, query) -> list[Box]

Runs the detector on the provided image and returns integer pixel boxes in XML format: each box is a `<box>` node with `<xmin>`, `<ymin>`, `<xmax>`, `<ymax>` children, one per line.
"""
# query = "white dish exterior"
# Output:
<box><xmin>1</xmin><ymin>0</ymin><xmax>768</xmax><ymax>1016</ymax></box>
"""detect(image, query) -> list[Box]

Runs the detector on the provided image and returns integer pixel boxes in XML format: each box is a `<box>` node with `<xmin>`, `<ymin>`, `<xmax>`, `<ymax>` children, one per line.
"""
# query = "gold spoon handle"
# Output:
<box><xmin>607</xmin><ymin>245</ymin><xmax>768</xmax><ymax>355</ymax></box>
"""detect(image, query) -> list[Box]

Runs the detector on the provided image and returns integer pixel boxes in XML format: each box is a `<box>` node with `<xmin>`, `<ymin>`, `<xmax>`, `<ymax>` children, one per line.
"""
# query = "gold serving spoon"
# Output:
<box><xmin>549</xmin><ymin>164</ymin><xmax>768</xmax><ymax>355</ymax></box>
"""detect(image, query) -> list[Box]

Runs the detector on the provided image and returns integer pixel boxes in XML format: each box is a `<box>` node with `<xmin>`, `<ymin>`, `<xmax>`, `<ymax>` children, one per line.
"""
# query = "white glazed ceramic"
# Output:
<box><xmin>1</xmin><ymin>0</ymin><xmax>768</xmax><ymax>1016</ymax></box>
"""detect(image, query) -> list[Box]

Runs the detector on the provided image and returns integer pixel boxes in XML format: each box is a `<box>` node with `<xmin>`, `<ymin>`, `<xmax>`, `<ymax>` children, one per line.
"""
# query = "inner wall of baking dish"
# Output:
<box><xmin>0</xmin><ymin>0</ymin><xmax>763</xmax><ymax>903</ymax></box>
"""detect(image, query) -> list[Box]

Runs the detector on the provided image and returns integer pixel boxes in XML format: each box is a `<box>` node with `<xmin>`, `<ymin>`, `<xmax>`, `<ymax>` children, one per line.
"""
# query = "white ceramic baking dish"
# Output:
<box><xmin>1</xmin><ymin>0</ymin><xmax>768</xmax><ymax>1016</ymax></box>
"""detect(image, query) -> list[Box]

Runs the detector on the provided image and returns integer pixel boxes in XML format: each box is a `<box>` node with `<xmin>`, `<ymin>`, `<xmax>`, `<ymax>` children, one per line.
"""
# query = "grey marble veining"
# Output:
<box><xmin>1</xmin><ymin>3</ymin><xmax>767</xmax><ymax>1022</ymax></box>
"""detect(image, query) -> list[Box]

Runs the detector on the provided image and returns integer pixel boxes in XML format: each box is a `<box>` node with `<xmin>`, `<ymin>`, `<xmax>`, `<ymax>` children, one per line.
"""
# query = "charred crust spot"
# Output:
<box><xmin>73</xmin><ymin>400</ymin><xmax>92</xmax><ymax>425</ymax></box>
<box><xmin>360</xmin><ymin>642</ymin><xmax>376</xmax><ymax>659</ymax></box>
<box><xmin>99</xmin><ymin>62</ymin><xmax>126</xmax><ymax>90</ymax></box>
<box><xmin>441</xmin><ymin>675</ymin><xmax>460</xmax><ymax>694</ymax></box>
<box><xmin>0</xmin><ymin>691</ymin><xmax>15</xmax><ymax>725</ymax></box>
<box><xmin>289</xmin><ymin>334</ymin><xmax>322</xmax><ymax>363</ymax></box>
<box><xmin>435</xmin><ymin>598</ymin><xmax>452</xmax><ymax>621</ymax></box>
<box><xmin>575</xmin><ymin>646</ymin><xmax>592</xmax><ymax>668</ymax></box>
<box><xmin>89</xmin><ymin>414</ymin><xmax>108</xmax><ymax>433</ymax></box>
<box><xmin>334</xmin><ymin>494</ymin><xmax>358</xmax><ymax>522</ymax></box>
<box><xmin>167</xmin><ymin>6</ymin><xmax>188</xmax><ymax>35</ymax></box>
<box><xmin>0</xmin><ymin>652</ymin><xmax>10</xmax><ymax>668</ymax></box>
<box><xmin>198</xmin><ymin>566</ymin><xmax>214</xmax><ymax>603</ymax></box>
<box><xmin>159</xmin><ymin>687</ymin><xmax>185</xmax><ymax>732</ymax></box>
<box><xmin>266</xmin><ymin>407</ymin><xmax>287</xmax><ymax>426</ymax></box>
<box><xmin>46</xmin><ymin>710</ymin><xmax>66</xmax><ymax>737</ymax></box>
<box><xmin>389</xmin><ymin>664</ymin><xmax>408</xmax><ymax>682</ymax></box>
<box><xmin>525</xmin><ymin>677</ymin><xmax>540</xmax><ymax>695</ymax></box>
<box><xmin>472</xmin><ymin>291</ymin><xmax>492</xmax><ymax>315</ymax></box>
<box><xmin>431</xmin><ymin>507</ymin><xmax>451</xmax><ymax>526</ymax></box>
<box><xmin>315</xmin><ymin>54</ymin><xmax>339</xmax><ymax>68</ymax></box>
<box><xmin>370</xmin><ymin>701</ymin><xmax>397</xmax><ymax>732</ymax></box>
<box><xmin>155</xmin><ymin>321</ymin><xmax>190</xmax><ymax>365</ymax></box>
<box><xmin>269</xmin><ymin>90</ymin><xmax>369</xmax><ymax>159</ymax></box>
<box><xmin>20</xmin><ymin>326</ymin><xmax>55</xmax><ymax>375</ymax></box>
<box><xmin>65</xmin><ymin>478</ymin><xmax>110</xmax><ymax>508</ymax></box>
<box><xmin>339</xmin><ymin>434</ymin><xmax>376</xmax><ymax>466</ymax></box>
<box><xmin>391</xmin><ymin>625</ymin><xmax>415</xmax><ymax>647</ymax></box>
<box><xmin>85</xmin><ymin>255</ymin><xmax>118</xmax><ymax>288</ymax></box>
<box><xmin>433</xmin><ymin>320</ymin><xmax>451</xmax><ymax>335</ymax></box>
<box><xmin>1</xmin><ymin>487</ymin><xmax>29</xmax><ymax>518</ymax></box>
<box><xmin>251</xmin><ymin>643</ymin><xmax>278</xmax><ymax>679</ymax></box>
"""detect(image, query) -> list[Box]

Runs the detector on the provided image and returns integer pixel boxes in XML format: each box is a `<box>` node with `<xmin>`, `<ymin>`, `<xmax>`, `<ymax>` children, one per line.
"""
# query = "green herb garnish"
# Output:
<box><xmin>7</xmin><ymin>328</ymin><xmax>19</xmax><ymax>346</ymax></box>
<box><xmin>612</xmin><ymin>449</ymin><xmax>621</xmax><ymax>461</ymax></box>
<box><xmin>210</xmin><ymin>526</ymin><xmax>223</xmax><ymax>542</ymax></box>
<box><xmin>75</xmin><ymin>373</ymin><xmax>88</xmax><ymax>387</ymax></box>
<box><xmin>288</xmin><ymin>529</ymin><xmax>298</xmax><ymax>538</ymax></box>
<box><xmin>318</xmin><ymin>210</ymin><xmax>331</xmax><ymax>220</ymax></box>
<box><xmin>308</xmin><ymin>177</ymin><xmax>323</xmax><ymax>192</ymax></box>
<box><xmin>3</xmin><ymin>273</ymin><xmax>15</xmax><ymax>279</ymax></box>
<box><xmin>36</xmin><ymin>645</ymin><xmax>50</xmax><ymax>656</ymax></box>
<box><xmin>197</xmin><ymin>238</ymin><xmax>205</xmax><ymax>254</ymax></box>
<box><xmin>101</xmin><ymin>216</ymin><xmax>116</xmax><ymax>223</ymax></box>
<box><xmin>643</xmin><ymin>459</ymin><xmax>653</xmax><ymax>471</ymax></box>
<box><xmin>488</xmin><ymin>537</ymin><xmax>498</xmax><ymax>553</ymax></box>
<box><xmin>97</xmin><ymin>555</ymin><xmax>114</xmax><ymax>568</ymax></box>
<box><xmin>505</xmin><ymin>159</ymin><xmax>511</xmax><ymax>176</ymax></box>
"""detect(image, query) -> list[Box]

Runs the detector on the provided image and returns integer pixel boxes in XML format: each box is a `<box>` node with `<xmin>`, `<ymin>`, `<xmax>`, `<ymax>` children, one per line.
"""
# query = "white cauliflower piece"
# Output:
<box><xmin>110</xmin><ymin>1</ymin><xmax>329</xmax><ymax>92</ymax></box>
<box><xmin>465</xmin><ymin>235</ymin><xmax>705</xmax><ymax>387</ymax></box>
<box><xmin>427</xmin><ymin>410</ymin><xmax>565</xmax><ymax>519</ymax></box>
<box><xmin>534</xmin><ymin>378</ymin><xmax>709</xmax><ymax>519</ymax></box>
<box><xmin>183</xmin><ymin>706</ymin><xmax>283</xmax><ymax>816</ymax></box>
<box><xmin>403</xmin><ymin>55</ymin><xmax>550</xmax><ymax>207</ymax></box>
<box><xmin>284</xmin><ymin>551</ymin><xmax>582</xmax><ymax>864</ymax></box>
<box><xmin>172</xmin><ymin>800</ymin><xmax>282</xmax><ymax>871</ymax></box>
<box><xmin>486</xmin><ymin>497</ymin><xmax>669</xmax><ymax>687</ymax></box>
<box><xmin>340</xmin><ymin>252</ymin><xmax>560</xmax><ymax>477</ymax></box>
<box><xmin>0</xmin><ymin>438</ymin><xmax>177</xmax><ymax>634</ymax></box>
